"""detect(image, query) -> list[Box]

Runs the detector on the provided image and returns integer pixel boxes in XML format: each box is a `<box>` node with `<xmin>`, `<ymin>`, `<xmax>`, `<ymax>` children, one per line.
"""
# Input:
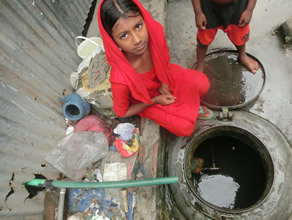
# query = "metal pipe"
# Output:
<box><xmin>57</xmin><ymin>188</ymin><xmax>66</xmax><ymax>220</ymax></box>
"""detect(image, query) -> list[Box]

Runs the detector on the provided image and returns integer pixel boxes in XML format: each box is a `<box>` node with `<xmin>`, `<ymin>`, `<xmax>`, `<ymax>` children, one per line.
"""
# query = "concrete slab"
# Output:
<box><xmin>166</xmin><ymin>0</ymin><xmax>292</xmax><ymax>144</ymax></box>
<box><xmin>166</xmin><ymin>0</ymin><xmax>292</xmax><ymax>219</ymax></box>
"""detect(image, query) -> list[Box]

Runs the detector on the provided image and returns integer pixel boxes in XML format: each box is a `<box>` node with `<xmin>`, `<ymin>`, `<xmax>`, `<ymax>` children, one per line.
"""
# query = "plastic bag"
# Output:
<box><xmin>113</xmin><ymin>123</ymin><xmax>135</xmax><ymax>141</ymax></box>
<box><xmin>114</xmin><ymin>128</ymin><xmax>140</xmax><ymax>158</ymax></box>
<box><xmin>74</xmin><ymin>115</ymin><xmax>112</xmax><ymax>143</ymax></box>
<box><xmin>45</xmin><ymin>131</ymin><xmax>108</xmax><ymax>180</ymax></box>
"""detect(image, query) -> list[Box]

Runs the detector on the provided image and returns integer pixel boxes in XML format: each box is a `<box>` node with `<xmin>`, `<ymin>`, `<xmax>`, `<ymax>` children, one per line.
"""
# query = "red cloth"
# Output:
<box><xmin>74</xmin><ymin>115</ymin><xmax>112</xmax><ymax>142</ymax></box>
<box><xmin>97</xmin><ymin>0</ymin><xmax>210</xmax><ymax>136</ymax></box>
<box><xmin>198</xmin><ymin>24</ymin><xmax>250</xmax><ymax>46</ymax></box>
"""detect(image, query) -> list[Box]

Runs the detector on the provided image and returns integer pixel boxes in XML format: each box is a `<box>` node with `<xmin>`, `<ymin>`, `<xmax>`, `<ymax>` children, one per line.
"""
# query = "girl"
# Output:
<box><xmin>98</xmin><ymin>0</ymin><xmax>213</xmax><ymax>137</ymax></box>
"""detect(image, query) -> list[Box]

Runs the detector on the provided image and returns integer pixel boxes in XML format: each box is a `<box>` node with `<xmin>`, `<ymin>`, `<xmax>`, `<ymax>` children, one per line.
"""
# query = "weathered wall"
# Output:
<box><xmin>0</xmin><ymin>0</ymin><xmax>93</xmax><ymax>218</ymax></box>
<box><xmin>0</xmin><ymin>0</ymin><xmax>168</xmax><ymax>218</ymax></box>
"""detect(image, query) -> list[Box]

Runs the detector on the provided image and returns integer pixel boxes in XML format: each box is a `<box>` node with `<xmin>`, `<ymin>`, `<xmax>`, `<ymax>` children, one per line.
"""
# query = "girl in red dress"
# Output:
<box><xmin>98</xmin><ymin>0</ymin><xmax>213</xmax><ymax>136</ymax></box>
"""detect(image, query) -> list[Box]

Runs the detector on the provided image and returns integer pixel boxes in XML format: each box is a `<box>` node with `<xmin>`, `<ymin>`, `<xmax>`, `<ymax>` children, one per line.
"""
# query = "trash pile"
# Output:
<box><xmin>70</xmin><ymin>36</ymin><xmax>114</xmax><ymax>119</ymax></box>
<box><xmin>45</xmin><ymin>36</ymin><xmax>146</xmax><ymax>220</ymax></box>
<box><xmin>45</xmin><ymin>115</ymin><xmax>141</xmax><ymax>219</ymax></box>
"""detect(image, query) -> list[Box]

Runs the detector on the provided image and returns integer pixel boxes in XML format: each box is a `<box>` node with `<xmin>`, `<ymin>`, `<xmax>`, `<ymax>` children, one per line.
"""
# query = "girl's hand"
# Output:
<box><xmin>195</xmin><ymin>13</ymin><xmax>207</xmax><ymax>30</ymax></box>
<box><xmin>238</xmin><ymin>10</ymin><xmax>253</xmax><ymax>27</ymax></box>
<box><xmin>159</xmin><ymin>82</ymin><xmax>172</xmax><ymax>95</ymax></box>
<box><xmin>153</xmin><ymin>94</ymin><xmax>176</xmax><ymax>106</ymax></box>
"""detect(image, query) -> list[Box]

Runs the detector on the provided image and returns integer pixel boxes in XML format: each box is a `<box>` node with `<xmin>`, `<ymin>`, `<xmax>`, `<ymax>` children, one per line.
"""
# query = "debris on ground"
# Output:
<box><xmin>43</xmin><ymin>35</ymin><xmax>161</xmax><ymax>219</ymax></box>
<box><xmin>274</xmin><ymin>16</ymin><xmax>292</xmax><ymax>47</ymax></box>
<box><xmin>45</xmin><ymin>131</ymin><xmax>109</xmax><ymax>180</ymax></box>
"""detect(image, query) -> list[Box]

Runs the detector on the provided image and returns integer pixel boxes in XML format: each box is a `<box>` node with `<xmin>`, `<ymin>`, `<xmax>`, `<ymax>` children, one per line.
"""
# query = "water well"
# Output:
<box><xmin>185</xmin><ymin>126</ymin><xmax>274</xmax><ymax>213</ymax></box>
<box><xmin>165</xmin><ymin>51</ymin><xmax>292</xmax><ymax>219</ymax></box>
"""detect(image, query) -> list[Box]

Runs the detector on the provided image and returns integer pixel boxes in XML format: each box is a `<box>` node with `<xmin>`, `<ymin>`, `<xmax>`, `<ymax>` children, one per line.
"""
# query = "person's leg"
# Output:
<box><xmin>195</xmin><ymin>43</ymin><xmax>209</xmax><ymax>73</ymax></box>
<box><xmin>195</xmin><ymin>28</ymin><xmax>217</xmax><ymax>73</ymax></box>
<box><xmin>139</xmin><ymin>107</ymin><xmax>195</xmax><ymax>137</ymax></box>
<box><xmin>227</xmin><ymin>24</ymin><xmax>259</xmax><ymax>73</ymax></box>
<box><xmin>140</xmin><ymin>68</ymin><xmax>213</xmax><ymax>136</ymax></box>
<box><xmin>170</xmin><ymin>66</ymin><xmax>213</xmax><ymax>120</ymax></box>
<box><xmin>236</xmin><ymin>43</ymin><xmax>259</xmax><ymax>74</ymax></box>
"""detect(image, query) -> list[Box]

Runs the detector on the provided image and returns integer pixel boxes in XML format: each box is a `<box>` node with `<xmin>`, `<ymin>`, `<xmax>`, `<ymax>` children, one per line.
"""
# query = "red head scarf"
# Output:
<box><xmin>97</xmin><ymin>0</ymin><xmax>173</xmax><ymax>104</ymax></box>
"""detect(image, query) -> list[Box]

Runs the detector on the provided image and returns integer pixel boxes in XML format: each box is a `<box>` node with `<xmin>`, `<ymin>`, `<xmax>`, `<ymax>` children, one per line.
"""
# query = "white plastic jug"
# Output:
<box><xmin>75</xmin><ymin>36</ymin><xmax>103</xmax><ymax>59</ymax></box>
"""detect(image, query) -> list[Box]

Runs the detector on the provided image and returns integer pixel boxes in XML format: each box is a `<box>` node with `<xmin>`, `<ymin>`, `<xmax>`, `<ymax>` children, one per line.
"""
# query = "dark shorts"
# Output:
<box><xmin>197</xmin><ymin>0</ymin><xmax>250</xmax><ymax>46</ymax></box>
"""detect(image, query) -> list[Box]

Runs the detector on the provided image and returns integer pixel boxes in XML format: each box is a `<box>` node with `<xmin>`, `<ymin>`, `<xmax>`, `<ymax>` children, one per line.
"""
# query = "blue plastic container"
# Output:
<box><xmin>59</xmin><ymin>94</ymin><xmax>90</xmax><ymax>121</ymax></box>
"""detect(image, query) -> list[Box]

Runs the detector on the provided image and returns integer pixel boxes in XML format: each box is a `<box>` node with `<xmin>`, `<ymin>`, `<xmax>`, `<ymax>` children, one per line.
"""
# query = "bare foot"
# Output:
<box><xmin>238</xmin><ymin>53</ymin><xmax>259</xmax><ymax>74</ymax></box>
<box><xmin>194</xmin><ymin>60</ymin><xmax>205</xmax><ymax>73</ymax></box>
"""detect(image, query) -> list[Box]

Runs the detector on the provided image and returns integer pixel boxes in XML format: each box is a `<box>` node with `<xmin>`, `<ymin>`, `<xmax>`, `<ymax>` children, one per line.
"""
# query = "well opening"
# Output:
<box><xmin>185</xmin><ymin>126</ymin><xmax>274</xmax><ymax>213</ymax></box>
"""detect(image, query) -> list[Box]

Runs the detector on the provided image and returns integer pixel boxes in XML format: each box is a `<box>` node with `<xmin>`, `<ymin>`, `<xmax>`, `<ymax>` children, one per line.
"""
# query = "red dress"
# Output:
<box><xmin>98</xmin><ymin>0</ymin><xmax>209</xmax><ymax>136</ymax></box>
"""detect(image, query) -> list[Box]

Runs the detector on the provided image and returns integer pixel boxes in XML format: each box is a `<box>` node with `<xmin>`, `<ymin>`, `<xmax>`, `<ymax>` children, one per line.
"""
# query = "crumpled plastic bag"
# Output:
<box><xmin>114</xmin><ymin>128</ymin><xmax>140</xmax><ymax>158</ymax></box>
<box><xmin>113</xmin><ymin>123</ymin><xmax>135</xmax><ymax>141</ymax></box>
<box><xmin>45</xmin><ymin>131</ymin><xmax>108</xmax><ymax>180</ymax></box>
<box><xmin>74</xmin><ymin>115</ymin><xmax>112</xmax><ymax>143</ymax></box>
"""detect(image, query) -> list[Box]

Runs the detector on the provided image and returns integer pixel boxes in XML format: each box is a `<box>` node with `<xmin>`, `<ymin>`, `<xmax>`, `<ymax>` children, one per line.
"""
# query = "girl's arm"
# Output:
<box><xmin>111</xmin><ymin>83</ymin><xmax>176</xmax><ymax>118</ymax></box>
<box><xmin>123</xmin><ymin>95</ymin><xmax>176</xmax><ymax>117</ymax></box>
<box><xmin>159</xmin><ymin>82</ymin><xmax>172</xmax><ymax>95</ymax></box>
<box><xmin>123</xmin><ymin>102</ymin><xmax>153</xmax><ymax>117</ymax></box>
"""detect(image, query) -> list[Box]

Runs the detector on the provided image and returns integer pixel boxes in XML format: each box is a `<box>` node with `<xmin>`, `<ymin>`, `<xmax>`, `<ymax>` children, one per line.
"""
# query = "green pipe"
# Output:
<box><xmin>25</xmin><ymin>176</ymin><xmax>178</xmax><ymax>189</ymax></box>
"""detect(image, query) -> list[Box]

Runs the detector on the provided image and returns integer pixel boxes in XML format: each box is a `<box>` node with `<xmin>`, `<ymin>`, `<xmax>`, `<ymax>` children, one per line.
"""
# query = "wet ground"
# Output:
<box><xmin>198</xmin><ymin>50</ymin><xmax>265</xmax><ymax>109</ymax></box>
<box><xmin>167</xmin><ymin>0</ymin><xmax>292</xmax><ymax>144</ymax></box>
<box><xmin>166</xmin><ymin>0</ymin><xmax>292</xmax><ymax>219</ymax></box>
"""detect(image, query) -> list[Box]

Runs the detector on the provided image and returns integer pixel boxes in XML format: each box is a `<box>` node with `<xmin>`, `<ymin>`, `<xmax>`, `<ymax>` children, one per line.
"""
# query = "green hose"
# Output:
<box><xmin>25</xmin><ymin>176</ymin><xmax>178</xmax><ymax>189</ymax></box>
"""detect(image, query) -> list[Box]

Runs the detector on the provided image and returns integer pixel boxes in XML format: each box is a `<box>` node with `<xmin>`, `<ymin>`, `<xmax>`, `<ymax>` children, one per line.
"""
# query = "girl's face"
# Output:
<box><xmin>111</xmin><ymin>14</ymin><xmax>149</xmax><ymax>57</ymax></box>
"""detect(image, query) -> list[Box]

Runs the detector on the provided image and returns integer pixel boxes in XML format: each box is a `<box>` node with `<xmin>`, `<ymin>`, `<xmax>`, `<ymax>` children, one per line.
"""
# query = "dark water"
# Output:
<box><xmin>67</xmin><ymin>104</ymin><xmax>80</xmax><ymax>116</ymax></box>
<box><xmin>193</xmin><ymin>136</ymin><xmax>266</xmax><ymax>209</ymax></box>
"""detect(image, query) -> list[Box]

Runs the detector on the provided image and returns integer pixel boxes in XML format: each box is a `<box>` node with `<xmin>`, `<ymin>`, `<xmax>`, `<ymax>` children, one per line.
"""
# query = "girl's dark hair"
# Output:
<box><xmin>100</xmin><ymin>0</ymin><xmax>141</xmax><ymax>36</ymax></box>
